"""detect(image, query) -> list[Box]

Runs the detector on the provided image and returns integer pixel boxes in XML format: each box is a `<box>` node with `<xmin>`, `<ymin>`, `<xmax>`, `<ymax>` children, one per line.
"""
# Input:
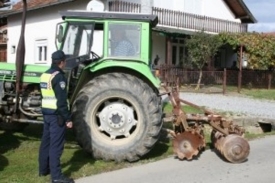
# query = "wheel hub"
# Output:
<box><xmin>99</xmin><ymin>102</ymin><xmax>137</xmax><ymax>140</ymax></box>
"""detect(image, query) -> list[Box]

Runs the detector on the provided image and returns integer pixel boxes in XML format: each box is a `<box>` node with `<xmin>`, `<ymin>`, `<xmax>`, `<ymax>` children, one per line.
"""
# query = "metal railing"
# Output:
<box><xmin>108</xmin><ymin>1</ymin><xmax>141</xmax><ymax>13</ymax></box>
<box><xmin>108</xmin><ymin>1</ymin><xmax>248</xmax><ymax>33</ymax></box>
<box><xmin>152</xmin><ymin>7</ymin><xmax>247</xmax><ymax>33</ymax></box>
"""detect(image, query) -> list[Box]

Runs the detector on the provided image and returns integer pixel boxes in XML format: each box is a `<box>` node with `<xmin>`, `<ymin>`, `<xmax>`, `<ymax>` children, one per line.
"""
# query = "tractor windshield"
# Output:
<box><xmin>56</xmin><ymin>22</ymin><xmax>95</xmax><ymax>69</ymax></box>
<box><xmin>108</xmin><ymin>23</ymin><xmax>141</xmax><ymax>58</ymax></box>
<box><xmin>62</xmin><ymin>22</ymin><xmax>95</xmax><ymax>58</ymax></box>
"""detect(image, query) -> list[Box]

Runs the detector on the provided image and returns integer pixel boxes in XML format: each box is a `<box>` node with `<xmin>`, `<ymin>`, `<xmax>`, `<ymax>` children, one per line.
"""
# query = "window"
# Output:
<box><xmin>35</xmin><ymin>39</ymin><xmax>47</xmax><ymax>63</ymax></box>
<box><xmin>171</xmin><ymin>38</ymin><xmax>188</xmax><ymax>66</ymax></box>
<box><xmin>62</xmin><ymin>23</ymin><xmax>94</xmax><ymax>57</ymax></box>
<box><xmin>108</xmin><ymin>23</ymin><xmax>141</xmax><ymax>57</ymax></box>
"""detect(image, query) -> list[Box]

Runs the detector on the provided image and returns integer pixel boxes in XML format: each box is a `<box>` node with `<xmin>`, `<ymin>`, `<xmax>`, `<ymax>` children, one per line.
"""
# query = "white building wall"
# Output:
<box><xmin>6</xmin><ymin>0</ymin><xmax>243</xmax><ymax>66</ymax></box>
<box><xmin>202</xmin><ymin>0</ymin><xmax>240</xmax><ymax>22</ymax></box>
<box><xmin>151</xmin><ymin>31</ymin><xmax>166</xmax><ymax>64</ymax></box>
<box><xmin>7</xmin><ymin>1</ymin><xmax>90</xmax><ymax>65</ymax></box>
<box><xmin>122</xmin><ymin>0</ymin><xmax>239</xmax><ymax>22</ymax></box>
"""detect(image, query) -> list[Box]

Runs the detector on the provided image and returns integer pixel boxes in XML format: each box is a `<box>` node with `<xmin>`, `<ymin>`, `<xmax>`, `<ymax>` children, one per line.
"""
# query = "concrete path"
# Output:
<box><xmin>76</xmin><ymin>135</ymin><xmax>275</xmax><ymax>183</ymax></box>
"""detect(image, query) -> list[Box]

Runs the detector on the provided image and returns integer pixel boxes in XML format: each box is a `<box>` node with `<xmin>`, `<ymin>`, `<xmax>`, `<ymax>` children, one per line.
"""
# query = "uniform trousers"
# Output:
<box><xmin>39</xmin><ymin>115</ymin><xmax>66</xmax><ymax>179</ymax></box>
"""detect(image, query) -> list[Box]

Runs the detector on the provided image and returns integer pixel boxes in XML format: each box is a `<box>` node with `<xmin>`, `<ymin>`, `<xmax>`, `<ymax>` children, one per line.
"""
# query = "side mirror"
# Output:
<box><xmin>55</xmin><ymin>22</ymin><xmax>66</xmax><ymax>50</ymax></box>
<box><xmin>57</xmin><ymin>25</ymin><xmax>64</xmax><ymax>43</ymax></box>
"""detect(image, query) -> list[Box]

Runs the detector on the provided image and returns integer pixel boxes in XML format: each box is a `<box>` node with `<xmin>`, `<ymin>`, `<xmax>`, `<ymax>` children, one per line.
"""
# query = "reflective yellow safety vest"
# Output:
<box><xmin>40</xmin><ymin>71</ymin><xmax>69</xmax><ymax>110</ymax></box>
<box><xmin>40</xmin><ymin>71</ymin><xmax>60</xmax><ymax>110</ymax></box>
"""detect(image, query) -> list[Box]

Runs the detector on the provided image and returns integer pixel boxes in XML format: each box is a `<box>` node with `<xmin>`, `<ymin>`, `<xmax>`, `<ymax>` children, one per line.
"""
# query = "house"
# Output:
<box><xmin>0</xmin><ymin>0</ymin><xmax>92</xmax><ymax>65</ymax></box>
<box><xmin>108</xmin><ymin>0</ymin><xmax>257</xmax><ymax>70</ymax></box>
<box><xmin>0</xmin><ymin>0</ymin><xmax>256</xmax><ymax>69</ymax></box>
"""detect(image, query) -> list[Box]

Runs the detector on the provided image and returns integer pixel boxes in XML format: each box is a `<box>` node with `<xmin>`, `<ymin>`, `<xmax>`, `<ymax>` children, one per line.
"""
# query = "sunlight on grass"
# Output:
<box><xmin>163</xmin><ymin>102</ymin><xmax>203</xmax><ymax>114</ymax></box>
<box><xmin>241</xmin><ymin>89</ymin><xmax>275</xmax><ymax>100</ymax></box>
<box><xmin>0</xmin><ymin>117</ymin><xmax>275</xmax><ymax>182</ymax></box>
<box><xmin>225</xmin><ymin>86</ymin><xmax>275</xmax><ymax>100</ymax></box>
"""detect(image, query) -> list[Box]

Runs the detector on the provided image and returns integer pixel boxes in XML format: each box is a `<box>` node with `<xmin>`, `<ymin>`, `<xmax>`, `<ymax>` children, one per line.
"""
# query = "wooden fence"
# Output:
<box><xmin>159</xmin><ymin>65</ymin><xmax>275</xmax><ymax>91</ymax></box>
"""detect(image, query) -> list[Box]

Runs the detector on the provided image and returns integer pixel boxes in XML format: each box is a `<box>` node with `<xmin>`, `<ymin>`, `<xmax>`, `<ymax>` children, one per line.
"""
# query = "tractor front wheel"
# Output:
<box><xmin>72</xmin><ymin>73</ymin><xmax>163</xmax><ymax>162</ymax></box>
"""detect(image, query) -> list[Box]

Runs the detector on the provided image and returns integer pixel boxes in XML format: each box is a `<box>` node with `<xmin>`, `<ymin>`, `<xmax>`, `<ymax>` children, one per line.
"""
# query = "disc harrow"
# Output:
<box><xmin>173</xmin><ymin>131</ymin><xmax>205</xmax><ymax>160</ymax></box>
<box><xmin>162</xmin><ymin>81</ymin><xmax>250</xmax><ymax>163</ymax></box>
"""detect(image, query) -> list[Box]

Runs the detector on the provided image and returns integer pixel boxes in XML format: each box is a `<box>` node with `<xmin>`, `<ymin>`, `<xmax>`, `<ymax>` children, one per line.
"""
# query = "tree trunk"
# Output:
<box><xmin>195</xmin><ymin>69</ymin><xmax>203</xmax><ymax>90</ymax></box>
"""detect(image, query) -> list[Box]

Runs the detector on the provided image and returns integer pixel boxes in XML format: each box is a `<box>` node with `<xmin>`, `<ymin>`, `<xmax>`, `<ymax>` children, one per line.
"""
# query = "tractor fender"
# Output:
<box><xmin>87</xmin><ymin>60</ymin><xmax>161</xmax><ymax>88</ymax></box>
<box><xmin>70</xmin><ymin>60</ymin><xmax>161</xmax><ymax>104</ymax></box>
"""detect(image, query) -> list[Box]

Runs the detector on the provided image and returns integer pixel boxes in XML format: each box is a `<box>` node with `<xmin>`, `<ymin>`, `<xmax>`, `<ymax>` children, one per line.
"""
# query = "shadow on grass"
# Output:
<box><xmin>0</xmin><ymin>154</ymin><xmax>8</xmax><ymax>171</ymax></box>
<box><xmin>141</xmin><ymin>141</ymin><xmax>170</xmax><ymax>161</ymax></box>
<box><xmin>22</xmin><ymin>124</ymin><xmax>77</xmax><ymax>144</ymax></box>
<box><xmin>63</xmin><ymin>150</ymin><xmax>95</xmax><ymax>177</ymax></box>
<box><xmin>22</xmin><ymin>124</ymin><xmax>90</xmax><ymax>176</ymax></box>
<box><xmin>0</xmin><ymin>131</ymin><xmax>22</xmax><ymax>171</ymax></box>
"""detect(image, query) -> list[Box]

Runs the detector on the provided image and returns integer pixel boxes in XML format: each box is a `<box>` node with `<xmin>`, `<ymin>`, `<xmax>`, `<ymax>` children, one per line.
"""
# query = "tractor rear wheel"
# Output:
<box><xmin>72</xmin><ymin>73</ymin><xmax>163</xmax><ymax>162</ymax></box>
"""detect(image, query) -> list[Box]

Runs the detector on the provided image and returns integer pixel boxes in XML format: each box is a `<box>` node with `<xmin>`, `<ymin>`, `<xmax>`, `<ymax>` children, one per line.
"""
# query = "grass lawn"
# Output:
<box><xmin>225</xmin><ymin>86</ymin><xmax>275</xmax><ymax>100</ymax></box>
<box><xmin>0</xmin><ymin>124</ymin><xmax>175</xmax><ymax>183</ymax></box>
<box><xmin>0</xmin><ymin>104</ymin><xmax>274</xmax><ymax>183</ymax></box>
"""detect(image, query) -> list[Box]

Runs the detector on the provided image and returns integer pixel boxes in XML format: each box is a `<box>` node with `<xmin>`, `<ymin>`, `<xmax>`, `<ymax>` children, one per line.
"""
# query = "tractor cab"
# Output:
<box><xmin>55</xmin><ymin>10</ymin><xmax>158</xmax><ymax>70</ymax></box>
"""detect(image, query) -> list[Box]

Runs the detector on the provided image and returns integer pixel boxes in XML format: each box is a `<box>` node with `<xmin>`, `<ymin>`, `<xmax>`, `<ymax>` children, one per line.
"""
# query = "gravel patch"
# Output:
<box><xmin>162</xmin><ymin>92</ymin><xmax>275</xmax><ymax>120</ymax></box>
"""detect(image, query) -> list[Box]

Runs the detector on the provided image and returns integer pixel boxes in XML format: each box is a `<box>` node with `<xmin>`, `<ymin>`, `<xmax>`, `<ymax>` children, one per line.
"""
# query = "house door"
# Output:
<box><xmin>171</xmin><ymin>38</ymin><xmax>185</xmax><ymax>66</ymax></box>
<box><xmin>214</xmin><ymin>48</ymin><xmax>226</xmax><ymax>68</ymax></box>
<box><xmin>0</xmin><ymin>45</ymin><xmax>7</xmax><ymax>62</ymax></box>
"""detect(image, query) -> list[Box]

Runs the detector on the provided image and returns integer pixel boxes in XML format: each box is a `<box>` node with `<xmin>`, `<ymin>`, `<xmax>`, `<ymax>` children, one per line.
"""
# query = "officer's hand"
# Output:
<box><xmin>66</xmin><ymin>121</ymin><xmax>73</xmax><ymax>129</ymax></box>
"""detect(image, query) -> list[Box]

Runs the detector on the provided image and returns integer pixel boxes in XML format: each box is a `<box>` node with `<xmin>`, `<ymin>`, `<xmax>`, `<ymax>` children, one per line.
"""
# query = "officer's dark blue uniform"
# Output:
<box><xmin>38</xmin><ymin>50</ymin><xmax>74</xmax><ymax>183</ymax></box>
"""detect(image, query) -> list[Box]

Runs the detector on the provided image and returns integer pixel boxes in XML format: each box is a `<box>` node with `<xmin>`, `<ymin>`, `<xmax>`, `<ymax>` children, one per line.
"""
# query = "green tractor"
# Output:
<box><xmin>0</xmin><ymin>8</ymin><xmax>251</xmax><ymax>164</ymax></box>
<box><xmin>0</xmin><ymin>10</ymin><xmax>163</xmax><ymax>162</ymax></box>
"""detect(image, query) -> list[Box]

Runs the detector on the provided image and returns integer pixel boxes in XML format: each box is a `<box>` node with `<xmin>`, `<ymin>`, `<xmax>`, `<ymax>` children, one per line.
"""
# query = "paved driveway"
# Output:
<box><xmin>76</xmin><ymin>135</ymin><xmax>275</xmax><ymax>183</ymax></box>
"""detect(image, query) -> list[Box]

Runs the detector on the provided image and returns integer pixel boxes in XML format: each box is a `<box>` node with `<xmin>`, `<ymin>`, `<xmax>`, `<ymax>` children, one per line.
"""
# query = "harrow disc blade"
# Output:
<box><xmin>221</xmin><ymin>134</ymin><xmax>250</xmax><ymax>163</ymax></box>
<box><xmin>173</xmin><ymin>131</ymin><xmax>205</xmax><ymax>160</ymax></box>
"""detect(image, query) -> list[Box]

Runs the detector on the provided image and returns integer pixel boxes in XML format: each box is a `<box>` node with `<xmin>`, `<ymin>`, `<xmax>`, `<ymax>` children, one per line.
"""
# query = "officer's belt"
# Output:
<box><xmin>42</xmin><ymin>97</ymin><xmax>56</xmax><ymax>100</ymax></box>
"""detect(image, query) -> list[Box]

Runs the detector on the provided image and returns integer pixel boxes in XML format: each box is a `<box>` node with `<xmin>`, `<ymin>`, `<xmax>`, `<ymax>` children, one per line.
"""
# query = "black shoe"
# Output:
<box><xmin>52</xmin><ymin>176</ymin><xmax>75</xmax><ymax>183</ymax></box>
<box><xmin>39</xmin><ymin>170</ymin><xmax>50</xmax><ymax>177</ymax></box>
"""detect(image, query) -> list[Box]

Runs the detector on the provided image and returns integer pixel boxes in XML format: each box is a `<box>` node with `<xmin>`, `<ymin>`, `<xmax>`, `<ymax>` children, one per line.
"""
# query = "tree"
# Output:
<box><xmin>219</xmin><ymin>32</ymin><xmax>275</xmax><ymax>70</ymax></box>
<box><xmin>185</xmin><ymin>31</ymin><xmax>223</xmax><ymax>90</ymax></box>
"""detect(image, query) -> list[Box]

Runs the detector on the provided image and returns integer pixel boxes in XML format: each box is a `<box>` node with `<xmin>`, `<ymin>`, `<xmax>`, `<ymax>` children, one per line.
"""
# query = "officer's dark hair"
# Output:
<box><xmin>51</xmin><ymin>50</ymin><xmax>66</xmax><ymax>66</ymax></box>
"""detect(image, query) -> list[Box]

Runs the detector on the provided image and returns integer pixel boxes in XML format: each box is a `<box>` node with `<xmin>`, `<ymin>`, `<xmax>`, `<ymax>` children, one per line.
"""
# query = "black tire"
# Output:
<box><xmin>72</xmin><ymin>73</ymin><xmax>163</xmax><ymax>162</ymax></box>
<box><xmin>0</xmin><ymin>81</ymin><xmax>3</xmax><ymax>123</ymax></box>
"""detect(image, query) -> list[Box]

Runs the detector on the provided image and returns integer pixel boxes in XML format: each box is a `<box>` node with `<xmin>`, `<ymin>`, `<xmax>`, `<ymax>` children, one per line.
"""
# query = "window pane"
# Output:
<box><xmin>35</xmin><ymin>39</ymin><xmax>47</xmax><ymax>62</ymax></box>
<box><xmin>63</xmin><ymin>23</ymin><xmax>94</xmax><ymax>57</ymax></box>
<box><xmin>108</xmin><ymin>23</ymin><xmax>141</xmax><ymax>57</ymax></box>
<box><xmin>79</xmin><ymin>25</ymin><xmax>92</xmax><ymax>56</ymax></box>
<box><xmin>63</xmin><ymin>25</ymin><xmax>78</xmax><ymax>55</ymax></box>
<box><xmin>179</xmin><ymin>46</ymin><xmax>184</xmax><ymax>64</ymax></box>
<box><xmin>172</xmin><ymin>38</ymin><xmax>178</xmax><ymax>43</ymax></box>
<box><xmin>39</xmin><ymin>46</ymin><xmax>42</xmax><ymax>61</ymax></box>
<box><xmin>44</xmin><ymin>46</ymin><xmax>47</xmax><ymax>61</ymax></box>
<box><xmin>172</xmin><ymin>46</ymin><xmax>177</xmax><ymax>65</ymax></box>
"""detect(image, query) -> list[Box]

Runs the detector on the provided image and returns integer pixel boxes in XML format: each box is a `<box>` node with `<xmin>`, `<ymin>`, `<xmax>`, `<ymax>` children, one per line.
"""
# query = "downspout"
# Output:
<box><xmin>238</xmin><ymin>45</ymin><xmax>243</xmax><ymax>93</ymax></box>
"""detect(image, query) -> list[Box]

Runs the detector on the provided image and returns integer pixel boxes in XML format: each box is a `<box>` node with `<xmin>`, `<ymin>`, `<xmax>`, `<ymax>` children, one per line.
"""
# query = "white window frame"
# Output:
<box><xmin>35</xmin><ymin>39</ymin><xmax>48</xmax><ymax>64</ymax></box>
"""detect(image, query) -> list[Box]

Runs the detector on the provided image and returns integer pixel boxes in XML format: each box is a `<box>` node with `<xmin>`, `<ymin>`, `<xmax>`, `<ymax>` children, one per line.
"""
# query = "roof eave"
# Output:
<box><xmin>223</xmin><ymin>0</ymin><xmax>257</xmax><ymax>24</ymax></box>
<box><xmin>0</xmin><ymin>0</ymin><xmax>75</xmax><ymax>18</ymax></box>
<box><xmin>236</xmin><ymin>0</ymin><xmax>257</xmax><ymax>23</ymax></box>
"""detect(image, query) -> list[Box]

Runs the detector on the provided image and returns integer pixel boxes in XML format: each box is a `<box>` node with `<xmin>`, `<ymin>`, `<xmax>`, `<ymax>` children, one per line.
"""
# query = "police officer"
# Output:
<box><xmin>38</xmin><ymin>50</ymin><xmax>74</xmax><ymax>183</ymax></box>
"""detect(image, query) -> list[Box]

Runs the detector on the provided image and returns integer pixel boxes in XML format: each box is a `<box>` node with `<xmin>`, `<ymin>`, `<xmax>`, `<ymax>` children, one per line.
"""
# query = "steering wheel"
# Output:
<box><xmin>90</xmin><ymin>51</ymin><xmax>100</xmax><ymax>60</ymax></box>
